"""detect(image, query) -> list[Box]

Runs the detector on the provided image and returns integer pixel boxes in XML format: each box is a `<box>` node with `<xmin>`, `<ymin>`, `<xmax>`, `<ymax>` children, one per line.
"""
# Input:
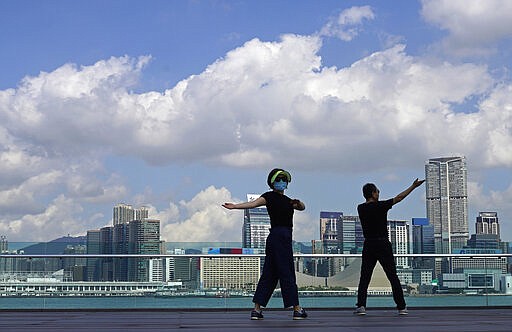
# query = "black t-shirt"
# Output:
<box><xmin>357</xmin><ymin>198</ymin><xmax>394</xmax><ymax>239</ymax></box>
<box><xmin>261</xmin><ymin>191</ymin><xmax>294</xmax><ymax>228</ymax></box>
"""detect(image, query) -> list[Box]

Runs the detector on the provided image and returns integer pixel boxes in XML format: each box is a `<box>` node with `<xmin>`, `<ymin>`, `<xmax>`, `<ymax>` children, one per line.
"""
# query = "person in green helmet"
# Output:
<box><xmin>222</xmin><ymin>168</ymin><xmax>307</xmax><ymax>320</ymax></box>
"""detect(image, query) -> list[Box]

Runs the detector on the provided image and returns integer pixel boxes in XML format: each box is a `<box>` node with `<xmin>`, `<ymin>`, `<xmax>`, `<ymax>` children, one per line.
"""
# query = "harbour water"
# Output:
<box><xmin>1</xmin><ymin>295</ymin><xmax>511</xmax><ymax>310</ymax></box>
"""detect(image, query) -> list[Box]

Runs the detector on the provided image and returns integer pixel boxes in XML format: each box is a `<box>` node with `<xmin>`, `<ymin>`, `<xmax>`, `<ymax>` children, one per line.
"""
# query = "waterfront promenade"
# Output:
<box><xmin>1</xmin><ymin>307</ymin><xmax>511</xmax><ymax>331</ymax></box>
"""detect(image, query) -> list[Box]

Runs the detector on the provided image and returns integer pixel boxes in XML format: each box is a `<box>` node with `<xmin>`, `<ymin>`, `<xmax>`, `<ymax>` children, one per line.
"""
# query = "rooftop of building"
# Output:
<box><xmin>1</xmin><ymin>307</ymin><xmax>511</xmax><ymax>331</ymax></box>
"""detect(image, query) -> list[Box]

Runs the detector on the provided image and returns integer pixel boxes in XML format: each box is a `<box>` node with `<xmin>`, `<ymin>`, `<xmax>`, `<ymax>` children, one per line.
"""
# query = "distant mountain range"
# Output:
<box><xmin>13</xmin><ymin>237</ymin><xmax>312</xmax><ymax>255</ymax></box>
<box><xmin>19</xmin><ymin>236</ymin><xmax>87</xmax><ymax>255</ymax></box>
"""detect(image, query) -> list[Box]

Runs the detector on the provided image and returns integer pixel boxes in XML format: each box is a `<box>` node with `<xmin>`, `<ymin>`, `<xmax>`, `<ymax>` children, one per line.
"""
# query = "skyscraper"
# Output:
<box><xmin>340</xmin><ymin>215</ymin><xmax>364</xmax><ymax>254</ymax></box>
<box><xmin>411</xmin><ymin>217</ymin><xmax>435</xmax><ymax>273</ymax></box>
<box><xmin>86</xmin><ymin>230</ymin><xmax>101</xmax><ymax>281</ymax></box>
<box><xmin>113</xmin><ymin>203</ymin><xmax>134</xmax><ymax>225</ymax></box>
<box><xmin>425</xmin><ymin>156</ymin><xmax>469</xmax><ymax>254</ymax></box>
<box><xmin>136</xmin><ymin>206</ymin><xmax>149</xmax><ymax>221</ymax></box>
<box><xmin>112</xmin><ymin>204</ymin><xmax>150</xmax><ymax>280</ymax></box>
<box><xmin>99</xmin><ymin>226</ymin><xmax>113</xmax><ymax>281</ymax></box>
<box><xmin>319</xmin><ymin>211</ymin><xmax>342</xmax><ymax>253</ymax></box>
<box><xmin>113</xmin><ymin>222</ymin><xmax>129</xmax><ymax>281</ymax></box>
<box><xmin>242</xmin><ymin>194</ymin><xmax>270</xmax><ymax>250</ymax></box>
<box><xmin>412</xmin><ymin>218</ymin><xmax>435</xmax><ymax>255</ymax></box>
<box><xmin>476</xmin><ymin>212</ymin><xmax>500</xmax><ymax>238</ymax></box>
<box><xmin>128</xmin><ymin>218</ymin><xmax>161</xmax><ymax>282</ymax></box>
<box><xmin>0</xmin><ymin>235</ymin><xmax>7</xmax><ymax>253</ymax></box>
<box><xmin>388</xmin><ymin>220</ymin><xmax>410</xmax><ymax>268</ymax></box>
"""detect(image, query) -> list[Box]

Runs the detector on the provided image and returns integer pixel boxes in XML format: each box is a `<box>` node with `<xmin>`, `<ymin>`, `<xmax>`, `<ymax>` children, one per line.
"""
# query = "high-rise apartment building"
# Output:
<box><xmin>136</xmin><ymin>206</ymin><xmax>149</xmax><ymax>221</ymax></box>
<box><xmin>425</xmin><ymin>156</ymin><xmax>469</xmax><ymax>254</ymax></box>
<box><xmin>242</xmin><ymin>194</ymin><xmax>270</xmax><ymax>250</ymax></box>
<box><xmin>112</xmin><ymin>204</ymin><xmax>151</xmax><ymax>281</ymax></box>
<box><xmin>113</xmin><ymin>203</ymin><xmax>134</xmax><ymax>225</ymax></box>
<box><xmin>476</xmin><ymin>212</ymin><xmax>500</xmax><ymax>238</ymax></box>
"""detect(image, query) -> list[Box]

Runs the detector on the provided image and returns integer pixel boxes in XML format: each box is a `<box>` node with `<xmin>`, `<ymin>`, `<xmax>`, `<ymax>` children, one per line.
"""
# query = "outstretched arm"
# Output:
<box><xmin>393</xmin><ymin>178</ymin><xmax>425</xmax><ymax>205</ymax></box>
<box><xmin>222</xmin><ymin>196</ymin><xmax>266</xmax><ymax>210</ymax></box>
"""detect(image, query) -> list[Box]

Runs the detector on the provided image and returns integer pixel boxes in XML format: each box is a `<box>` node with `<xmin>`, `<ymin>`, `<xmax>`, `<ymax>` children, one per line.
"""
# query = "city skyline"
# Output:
<box><xmin>2</xmin><ymin>1</ymin><xmax>512</xmax><ymax>243</ymax></box>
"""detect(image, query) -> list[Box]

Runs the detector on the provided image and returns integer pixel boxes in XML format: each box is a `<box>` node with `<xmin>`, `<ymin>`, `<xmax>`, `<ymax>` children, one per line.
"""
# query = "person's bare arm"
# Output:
<box><xmin>222</xmin><ymin>196</ymin><xmax>266</xmax><ymax>210</ymax></box>
<box><xmin>393</xmin><ymin>178</ymin><xmax>425</xmax><ymax>205</ymax></box>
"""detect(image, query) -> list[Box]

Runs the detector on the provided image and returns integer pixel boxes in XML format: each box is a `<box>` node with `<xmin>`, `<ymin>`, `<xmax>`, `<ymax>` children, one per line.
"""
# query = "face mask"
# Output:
<box><xmin>273</xmin><ymin>179</ymin><xmax>288</xmax><ymax>191</ymax></box>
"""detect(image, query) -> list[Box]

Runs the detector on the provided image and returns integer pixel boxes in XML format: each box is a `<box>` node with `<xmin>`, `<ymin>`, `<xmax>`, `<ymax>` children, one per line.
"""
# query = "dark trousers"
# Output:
<box><xmin>252</xmin><ymin>227</ymin><xmax>299</xmax><ymax>308</ymax></box>
<box><xmin>356</xmin><ymin>239</ymin><xmax>406</xmax><ymax>310</ymax></box>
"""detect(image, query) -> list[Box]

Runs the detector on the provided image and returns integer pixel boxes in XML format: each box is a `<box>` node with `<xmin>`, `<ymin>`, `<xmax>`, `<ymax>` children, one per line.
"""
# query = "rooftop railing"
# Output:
<box><xmin>1</xmin><ymin>248</ymin><xmax>511</xmax><ymax>310</ymax></box>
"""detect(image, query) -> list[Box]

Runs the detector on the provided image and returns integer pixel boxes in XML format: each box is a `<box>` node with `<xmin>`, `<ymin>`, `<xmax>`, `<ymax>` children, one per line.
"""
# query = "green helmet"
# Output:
<box><xmin>267</xmin><ymin>168</ymin><xmax>291</xmax><ymax>189</ymax></box>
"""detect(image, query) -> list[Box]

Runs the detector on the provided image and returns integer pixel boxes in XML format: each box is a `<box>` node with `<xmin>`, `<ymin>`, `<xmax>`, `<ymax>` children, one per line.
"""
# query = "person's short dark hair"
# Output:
<box><xmin>362</xmin><ymin>183</ymin><xmax>377</xmax><ymax>199</ymax></box>
<box><xmin>267</xmin><ymin>168</ymin><xmax>291</xmax><ymax>189</ymax></box>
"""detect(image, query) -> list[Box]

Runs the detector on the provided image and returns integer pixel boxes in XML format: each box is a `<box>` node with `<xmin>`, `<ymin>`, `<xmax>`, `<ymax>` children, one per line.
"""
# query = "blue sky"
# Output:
<box><xmin>1</xmin><ymin>0</ymin><xmax>512</xmax><ymax>243</ymax></box>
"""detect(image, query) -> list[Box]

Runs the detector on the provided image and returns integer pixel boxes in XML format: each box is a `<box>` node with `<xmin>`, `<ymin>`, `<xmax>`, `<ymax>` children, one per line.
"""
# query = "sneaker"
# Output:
<box><xmin>354</xmin><ymin>306</ymin><xmax>366</xmax><ymax>315</ymax></box>
<box><xmin>398</xmin><ymin>308</ymin><xmax>408</xmax><ymax>316</ymax></box>
<box><xmin>250</xmin><ymin>309</ymin><xmax>264</xmax><ymax>320</ymax></box>
<box><xmin>293</xmin><ymin>308</ymin><xmax>308</xmax><ymax>320</ymax></box>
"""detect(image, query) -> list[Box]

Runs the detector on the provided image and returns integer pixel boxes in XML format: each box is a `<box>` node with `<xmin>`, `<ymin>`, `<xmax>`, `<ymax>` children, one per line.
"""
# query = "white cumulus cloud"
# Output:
<box><xmin>319</xmin><ymin>6</ymin><xmax>375</xmax><ymax>41</ymax></box>
<box><xmin>421</xmin><ymin>0</ymin><xmax>512</xmax><ymax>56</ymax></box>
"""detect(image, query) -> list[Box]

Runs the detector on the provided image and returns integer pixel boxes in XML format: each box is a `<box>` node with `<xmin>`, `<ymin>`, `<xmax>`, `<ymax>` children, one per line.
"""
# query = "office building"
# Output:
<box><xmin>451</xmin><ymin>248</ymin><xmax>508</xmax><ymax>274</ymax></box>
<box><xmin>412</xmin><ymin>218</ymin><xmax>435</xmax><ymax>271</ymax></box>
<box><xmin>159</xmin><ymin>248</ymin><xmax>199</xmax><ymax>289</ymax></box>
<box><xmin>63</xmin><ymin>244</ymin><xmax>87</xmax><ymax>281</ymax></box>
<box><xmin>412</xmin><ymin>218</ymin><xmax>434</xmax><ymax>254</ymax></box>
<box><xmin>388</xmin><ymin>220</ymin><xmax>410</xmax><ymax>268</ymax></box>
<box><xmin>425</xmin><ymin>156</ymin><xmax>469</xmax><ymax>254</ymax></box>
<box><xmin>149</xmin><ymin>258</ymin><xmax>164</xmax><ymax>282</ymax></box>
<box><xmin>0</xmin><ymin>235</ymin><xmax>7</xmax><ymax>253</ymax></box>
<box><xmin>128</xmin><ymin>219</ymin><xmax>161</xmax><ymax>282</ymax></box>
<box><xmin>318</xmin><ymin>212</ymin><xmax>341</xmax><ymax>276</ymax></box>
<box><xmin>200</xmin><ymin>255</ymin><xmax>260</xmax><ymax>291</ymax></box>
<box><xmin>476</xmin><ymin>212</ymin><xmax>500</xmax><ymax>238</ymax></box>
<box><xmin>242</xmin><ymin>194</ymin><xmax>270</xmax><ymax>250</ymax></box>
<box><xmin>113</xmin><ymin>223</ymin><xmax>129</xmax><ymax>281</ymax></box>
<box><xmin>99</xmin><ymin>226</ymin><xmax>114</xmax><ymax>281</ymax></box>
<box><xmin>0</xmin><ymin>235</ymin><xmax>13</xmax><ymax>277</ymax></box>
<box><xmin>320</xmin><ymin>212</ymin><xmax>342</xmax><ymax>253</ymax></box>
<box><xmin>86</xmin><ymin>230</ymin><xmax>101</xmax><ymax>281</ymax></box>
<box><xmin>467</xmin><ymin>233</ymin><xmax>501</xmax><ymax>250</ymax></box>
<box><xmin>340</xmin><ymin>215</ymin><xmax>364</xmax><ymax>254</ymax></box>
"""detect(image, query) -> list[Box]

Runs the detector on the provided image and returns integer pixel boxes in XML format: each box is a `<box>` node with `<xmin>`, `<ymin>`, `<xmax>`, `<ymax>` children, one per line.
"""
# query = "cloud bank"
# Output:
<box><xmin>2</xmin><ymin>3</ymin><xmax>512</xmax><ymax>241</ymax></box>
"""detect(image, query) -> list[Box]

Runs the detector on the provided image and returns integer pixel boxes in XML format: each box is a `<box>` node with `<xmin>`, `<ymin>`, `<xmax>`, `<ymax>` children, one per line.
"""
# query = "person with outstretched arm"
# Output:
<box><xmin>222</xmin><ymin>168</ymin><xmax>308</xmax><ymax>320</ymax></box>
<box><xmin>354</xmin><ymin>178</ymin><xmax>425</xmax><ymax>316</ymax></box>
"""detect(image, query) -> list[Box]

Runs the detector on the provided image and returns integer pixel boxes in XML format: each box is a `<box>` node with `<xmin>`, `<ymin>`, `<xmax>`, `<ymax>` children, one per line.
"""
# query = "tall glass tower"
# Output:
<box><xmin>128</xmin><ymin>219</ymin><xmax>161</xmax><ymax>282</ymax></box>
<box><xmin>425</xmin><ymin>156</ymin><xmax>469</xmax><ymax>254</ymax></box>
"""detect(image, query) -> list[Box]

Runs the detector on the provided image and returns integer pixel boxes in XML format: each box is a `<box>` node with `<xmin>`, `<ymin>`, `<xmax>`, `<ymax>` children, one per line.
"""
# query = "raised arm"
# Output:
<box><xmin>222</xmin><ymin>196</ymin><xmax>266</xmax><ymax>210</ymax></box>
<box><xmin>393</xmin><ymin>178</ymin><xmax>425</xmax><ymax>205</ymax></box>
